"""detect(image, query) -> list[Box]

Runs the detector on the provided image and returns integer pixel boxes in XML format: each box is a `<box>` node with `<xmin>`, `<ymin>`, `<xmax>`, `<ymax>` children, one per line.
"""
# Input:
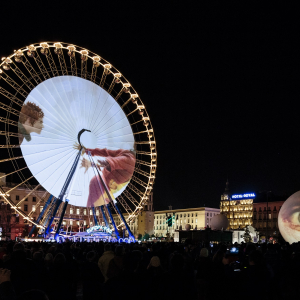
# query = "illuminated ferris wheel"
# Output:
<box><xmin>0</xmin><ymin>42</ymin><xmax>156</xmax><ymax>239</ymax></box>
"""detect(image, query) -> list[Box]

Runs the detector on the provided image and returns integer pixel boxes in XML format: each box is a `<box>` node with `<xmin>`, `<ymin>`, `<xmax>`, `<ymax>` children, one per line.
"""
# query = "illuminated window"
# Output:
<box><xmin>63</xmin><ymin>221</ymin><xmax>66</xmax><ymax>225</ymax></box>
<box><xmin>77</xmin><ymin>221</ymin><xmax>79</xmax><ymax>225</ymax></box>
<box><xmin>76</xmin><ymin>209</ymin><xmax>80</xmax><ymax>215</ymax></box>
<box><xmin>90</xmin><ymin>222</ymin><xmax>93</xmax><ymax>225</ymax></box>
<box><xmin>70</xmin><ymin>220</ymin><xmax>73</xmax><ymax>225</ymax></box>
<box><xmin>70</xmin><ymin>208</ymin><xmax>73</xmax><ymax>214</ymax></box>
<box><xmin>196</xmin><ymin>219</ymin><xmax>197</xmax><ymax>223</ymax></box>
<box><xmin>84</xmin><ymin>209</ymin><xmax>87</xmax><ymax>215</ymax></box>
<box><xmin>90</xmin><ymin>210</ymin><xmax>93</xmax><ymax>215</ymax></box>
<box><xmin>32</xmin><ymin>205</ymin><xmax>36</xmax><ymax>211</ymax></box>
<box><xmin>96</xmin><ymin>210</ymin><xmax>99</xmax><ymax>216</ymax></box>
<box><xmin>40</xmin><ymin>206</ymin><xmax>43</xmax><ymax>212</ymax></box>
<box><xmin>84</xmin><ymin>220</ymin><xmax>86</xmax><ymax>225</ymax></box>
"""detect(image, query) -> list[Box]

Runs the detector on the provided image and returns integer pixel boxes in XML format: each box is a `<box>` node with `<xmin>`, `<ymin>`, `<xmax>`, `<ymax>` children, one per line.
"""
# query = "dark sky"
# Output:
<box><xmin>1</xmin><ymin>1</ymin><xmax>299</xmax><ymax>210</ymax></box>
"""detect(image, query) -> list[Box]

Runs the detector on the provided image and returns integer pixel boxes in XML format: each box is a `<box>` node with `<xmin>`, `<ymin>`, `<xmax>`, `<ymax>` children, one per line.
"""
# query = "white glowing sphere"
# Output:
<box><xmin>211</xmin><ymin>214</ymin><xmax>229</xmax><ymax>230</ymax></box>
<box><xmin>278</xmin><ymin>191</ymin><xmax>300</xmax><ymax>244</ymax></box>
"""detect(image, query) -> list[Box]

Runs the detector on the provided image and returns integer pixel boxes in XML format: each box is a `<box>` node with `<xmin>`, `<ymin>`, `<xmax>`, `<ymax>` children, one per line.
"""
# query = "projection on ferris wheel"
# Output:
<box><xmin>18</xmin><ymin>76</ymin><xmax>136</xmax><ymax>208</ymax></box>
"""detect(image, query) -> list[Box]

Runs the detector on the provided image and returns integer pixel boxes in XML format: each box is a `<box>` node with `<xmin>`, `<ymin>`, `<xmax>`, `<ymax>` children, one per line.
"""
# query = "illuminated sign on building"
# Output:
<box><xmin>231</xmin><ymin>193</ymin><xmax>256</xmax><ymax>200</ymax></box>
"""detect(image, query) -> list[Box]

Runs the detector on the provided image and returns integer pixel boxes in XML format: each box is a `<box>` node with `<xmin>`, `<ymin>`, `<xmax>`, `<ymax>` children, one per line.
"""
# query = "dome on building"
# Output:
<box><xmin>278</xmin><ymin>191</ymin><xmax>300</xmax><ymax>244</ymax></box>
<box><xmin>210</xmin><ymin>214</ymin><xmax>229</xmax><ymax>230</ymax></box>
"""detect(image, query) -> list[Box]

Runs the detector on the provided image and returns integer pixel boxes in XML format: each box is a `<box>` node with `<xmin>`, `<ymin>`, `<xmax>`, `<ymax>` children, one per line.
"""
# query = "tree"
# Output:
<box><xmin>242</xmin><ymin>225</ymin><xmax>252</xmax><ymax>243</ymax></box>
<box><xmin>138</xmin><ymin>233</ymin><xmax>143</xmax><ymax>240</ymax></box>
<box><xmin>142</xmin><ymin>233</ymin><xmax>150</xmax><ymax>241</ymax></box>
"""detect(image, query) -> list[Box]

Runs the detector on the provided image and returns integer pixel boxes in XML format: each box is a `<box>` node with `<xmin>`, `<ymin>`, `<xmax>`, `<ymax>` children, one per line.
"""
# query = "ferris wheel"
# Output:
<box><xmin>0</xmin><ymin>42</ymin><xmax>156</xmax><ymax>239</ymax></box>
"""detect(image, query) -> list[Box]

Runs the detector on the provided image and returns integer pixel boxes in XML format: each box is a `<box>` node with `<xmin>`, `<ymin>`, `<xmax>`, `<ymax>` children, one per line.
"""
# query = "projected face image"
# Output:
<box><xmin>19</xmin><ymin>76</ymin><xmax>135</xmax><ymax>207</ymax></box>
<box><xmin>278</xmin><ymin>191</ymin><xmax>300</xmax><ymax>244</ymax></box>
<box><xmin>18</xmin><ymin>101</ymin><xmax>44</xmax><ymax>144</ymax></box>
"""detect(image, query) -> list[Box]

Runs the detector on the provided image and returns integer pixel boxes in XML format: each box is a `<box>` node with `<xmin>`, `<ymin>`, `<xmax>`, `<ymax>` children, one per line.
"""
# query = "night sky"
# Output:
<box><xmin>1</xmin><ymin>2</ymin><xmax>299</xmax><ymax>210</ymax></box>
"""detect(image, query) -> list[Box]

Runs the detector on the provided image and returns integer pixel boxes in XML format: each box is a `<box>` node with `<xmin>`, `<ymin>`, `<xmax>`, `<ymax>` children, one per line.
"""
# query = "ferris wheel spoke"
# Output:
<box><xmin>22</xmin><ymin>54</ymin><xmax>42</xmax><ymax>85</ymax></box>
<box><xmin>0</xmin><ymin>70</ymin><xmax>29</xmax><ymax>98</ymax></box>
<box><xmin>0</xmin><ymin>156</ymin><xmax>23</xmax><ymax>164</ymax></box>
<box><xmin>133</xmin><ymin>128</ymin><xmax>153</xmax><ymax>136</ymax></box>
<box><xmin>0</xmin><ymin>131</ymin><xmax>19</xmax><ymax>138</ymax></box>
<box><xmin>0</xmin><ymin>145</ymin><xmax>20</xmax><ymax>149</ymax></box>
<box><xmin>117</xmin><ymin>195</ymin><xmax>134</xmax><ymax>216</ymax></box>
<box><xmin>0</xmin><ymin>86</ymin><xmax>23</xmax><ymax>107</ymax></box>
<box><xmin>131</xmin><ymin>175</ymin><xmax>147</xmax><ymax>189</ymax></box>
<box><xmin>100</xmin><ymin>64</ymin><xmax>111</xmax><ymax>88</ymax></box>
<box><xmin>127</xmin><ymin>183</ymin><xmax>144</xmax><ymax>198</ymax></box>
<box><xmin>28</xmin><ymin>88</ymin><xmax>77</xmax><ymax>137</ymax></box>
<box><xmin>48</xmin><ymin>76</ymin><xmax>81</xmax><ymax>132</ymax></box>
<box><xmin>0</xmin><ymin>102</ymin><xmax>19</xmax><ymax>116</ymax></box>
<box><xmin>96</xmin><ymin>123</ymin><xmax>132</xmax><ymax>140</ymax></box>
<box><xmin>107</xmin><ymin>73</ymin><xmax>120</xmax><ymax>94</ymax></box>
<box><xmin>32</xmin><ymin>51</ymin><xmax>51</xmax><ymax>80</ymax></box>
<box><xmin>54</xmin><ymin>43</ymin><xmax>68</xmax><ymax>76</ymax></box>
<box><xmin>90</xmin><ymin>56</ymin><xmax>101</xmax><ymax>83</ymax></box>
<box><xmin>67</xmin><ymin>45</ymin><xmax>77</xmax><ymax>77</ymax></box>
<box><xmin>81</xmin><ymin>50</ymin><xmax>88</xmax><ymax>79</ymax></box>
<box><xmin>92</xmin><ymin>104</ymin><xmax>127</xmax><ymax>136</ymax></box>
<box><xmin>0</xmin><ymin>117</ymin><xmax>18</xmax><ymax>127</ymax></box>
<box><xmin>10</xmin><ymin>61</ymin><xmax>35</xmax><ymax>90</ymax></box>
<box><xmin>42</xmin><ymin>45</ymin><xmax>60</xmax><ymax>77</ymax></box>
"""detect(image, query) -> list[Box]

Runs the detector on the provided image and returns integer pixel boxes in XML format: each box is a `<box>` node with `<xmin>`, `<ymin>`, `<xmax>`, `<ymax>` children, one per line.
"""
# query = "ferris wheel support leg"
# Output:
<box><xmin>100</xmin><ymin>205</ymin><xmax>110</xmax><ymax>228</ymax></box>
<box><xmin>106</xmin><ymin>204</ymin><xmax>121</xmax><ymax>239</ymax></box>
<box><xmin>114</xmin><ymin>202</ymin><xmax>135</xmax><ymax>240</ymax></box>
<box><xmin>28</xmin><ymin>195</ymin><xmax>53</xmax><ymax>237</ymax></box>
<box><xmin>54</xmin><ymin>200</ymin><xmax>69</xmax><ymax>240</ymax></box>
<box><xmin>91</xmin><ymin>207</ymin><xmax>98</xmax><ymax>226</ymax></box>
<box><xmin>52</xmin><ymin>148</ymin><xmax>82</xmax><ymax>239</ymax></box>
<box><xmin>45</xmin><ymin>199</ymin><xmax>62</xmax><ymax>236</ymax></box>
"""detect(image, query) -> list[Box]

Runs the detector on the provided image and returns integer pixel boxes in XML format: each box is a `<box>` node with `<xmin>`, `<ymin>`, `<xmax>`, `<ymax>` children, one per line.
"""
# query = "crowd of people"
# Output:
<box><xmin>0</xmin><ymin>239</ymin><xmax>300</xmax><ymax>300</ymax></box>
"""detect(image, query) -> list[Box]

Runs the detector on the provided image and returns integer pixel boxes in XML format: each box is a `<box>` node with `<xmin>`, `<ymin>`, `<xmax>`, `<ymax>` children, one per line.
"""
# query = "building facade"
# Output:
<box><xmin>252</xmin><ymin>200</ymin><xmax>284</xmax><ymax>241</ymax></box>
<box><xmin>154</xmin><ymin>207</ymin><xmax>220</xmax><ymax>237</ymax></box>
<box><xmin>220</xmin><ymin>181</ymin><xmax>254</xmax><ymax>230</ymax></box>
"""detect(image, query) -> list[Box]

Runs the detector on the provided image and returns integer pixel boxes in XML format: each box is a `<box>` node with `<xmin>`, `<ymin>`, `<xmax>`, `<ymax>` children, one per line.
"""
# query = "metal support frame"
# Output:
<box><xmin>28</xmin><ymin>195</ymin><xmax>53</xmax><ymax>237</ymax></box>
<box><xmin>45</xmin><ymin>199</ymin><xmax>62</xmax><ymax>235</ymax></box>
<box><xmin>54</xmin><ymin>200</ymin><xmax>69</xmax><ymax>239</ymax></box>
<box><xmin>106</xmin><ymin>203</ymin><xmax>120</xmax><ymax>239</ymax></box>
<box><xmin>54</xmin><ymin>148</ymin><xmax>82</xmax><ymax>239</ymax></box>
<box><xmin>114</xmin><ymin>202</ymin><xmax>135</xmax><ymax>240</ymax></box>
<box><xmin>92</xmin><ymin>207</ymin><xmax>98</xmax><ymax>226</ymax></box>
<box><xmin>100</xmin><ymin>205</ymin><xmax>110</xmax><ymax>228</ymax></box>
